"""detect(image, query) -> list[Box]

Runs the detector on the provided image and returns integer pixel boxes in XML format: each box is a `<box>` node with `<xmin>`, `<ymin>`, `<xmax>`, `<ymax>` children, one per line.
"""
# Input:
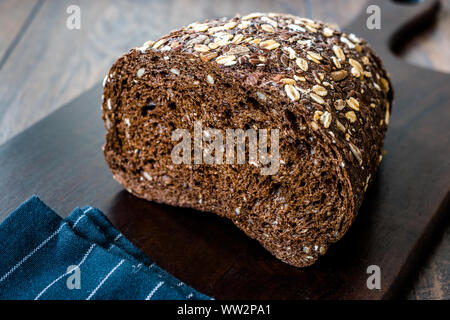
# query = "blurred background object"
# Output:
<box><xmin>0</xmin><ymin>0</ymin><xmax>448</xmax><ymax>299</ymax></box>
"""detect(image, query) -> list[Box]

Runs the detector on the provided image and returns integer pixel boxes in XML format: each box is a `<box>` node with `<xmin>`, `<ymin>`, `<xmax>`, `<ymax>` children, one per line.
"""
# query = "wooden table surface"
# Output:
<box><xmin>0</xmin><ymin>0</ymin><xmax>448</xmax><ymax>299</ymax></box>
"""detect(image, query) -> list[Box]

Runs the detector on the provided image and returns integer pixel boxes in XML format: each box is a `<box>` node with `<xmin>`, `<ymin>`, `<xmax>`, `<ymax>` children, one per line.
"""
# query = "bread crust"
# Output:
<box><xmin>102</xmin><ymin>13</ymin><xmax>392</xmax><ymax>267</ymax></box>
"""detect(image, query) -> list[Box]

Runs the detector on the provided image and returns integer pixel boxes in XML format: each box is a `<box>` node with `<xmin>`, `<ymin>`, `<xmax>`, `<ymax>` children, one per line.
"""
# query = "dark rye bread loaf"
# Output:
<box><xmin>102</xmin><ymin>13</ymin><xmax>392</xmax><ymax>267</ymax></box>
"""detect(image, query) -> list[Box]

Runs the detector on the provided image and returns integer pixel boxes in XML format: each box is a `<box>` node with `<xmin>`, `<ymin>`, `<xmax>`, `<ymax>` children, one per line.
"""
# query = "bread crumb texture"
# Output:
<box><xmin>102</xmin><ymin>13</ymin><xmax>392</xmax><ymax>267</ymax></box>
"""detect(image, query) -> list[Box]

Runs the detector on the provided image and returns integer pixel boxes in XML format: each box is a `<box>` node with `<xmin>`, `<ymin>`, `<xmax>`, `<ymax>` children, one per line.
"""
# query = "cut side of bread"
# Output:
<box><xmin>102</xmin><ymin>13</ymin><xmax>392</xmax><ymax>267</ymax></box>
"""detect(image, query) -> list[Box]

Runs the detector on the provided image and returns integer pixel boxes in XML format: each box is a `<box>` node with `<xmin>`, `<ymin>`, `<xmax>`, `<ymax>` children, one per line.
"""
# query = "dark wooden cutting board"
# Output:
<box><xmin>0</xmin><ymin>0</ymin><xmax>448</xmax><ymax>299</ymax></box>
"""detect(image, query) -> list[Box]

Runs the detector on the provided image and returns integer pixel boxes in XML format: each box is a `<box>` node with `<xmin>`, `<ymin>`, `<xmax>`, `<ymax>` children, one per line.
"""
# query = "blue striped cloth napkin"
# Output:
<box><xmin>0</xmin><ymin>196</ymin><xmax>212</xmax><ymax>300</ymax></box>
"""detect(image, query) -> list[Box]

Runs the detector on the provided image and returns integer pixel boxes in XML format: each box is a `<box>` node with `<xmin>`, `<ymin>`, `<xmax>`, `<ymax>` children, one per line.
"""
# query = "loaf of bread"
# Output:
<box><xmin>102</xmin><ymin>13</ymin><xmax>392</xmax><ymax>267</ymax></box>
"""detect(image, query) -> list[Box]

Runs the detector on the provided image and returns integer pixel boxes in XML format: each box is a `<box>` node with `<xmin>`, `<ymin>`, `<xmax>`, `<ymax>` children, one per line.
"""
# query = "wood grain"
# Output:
<box><xmin>407</xmin><ymin>214</ymin><xmax>450</xmax><ymax>299</ymax></box>
<box><xmin>0</xmin><ymin>0</ymin><xmax>39</xmax><ymax>62</ymax></box>
<box><xmin>395</xmin><ymin>0</ymin><xmax>450</xmax><ymax>300</ymax></box>
<box><xmin>402</xmin><ymin>0</ymin><xmax>450</xmax><ymax>73</ymax></box>
<box><xmin>0</xmin><ymin>0</ymin><xmax>448</xmax><ymax>299</ymax></box>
